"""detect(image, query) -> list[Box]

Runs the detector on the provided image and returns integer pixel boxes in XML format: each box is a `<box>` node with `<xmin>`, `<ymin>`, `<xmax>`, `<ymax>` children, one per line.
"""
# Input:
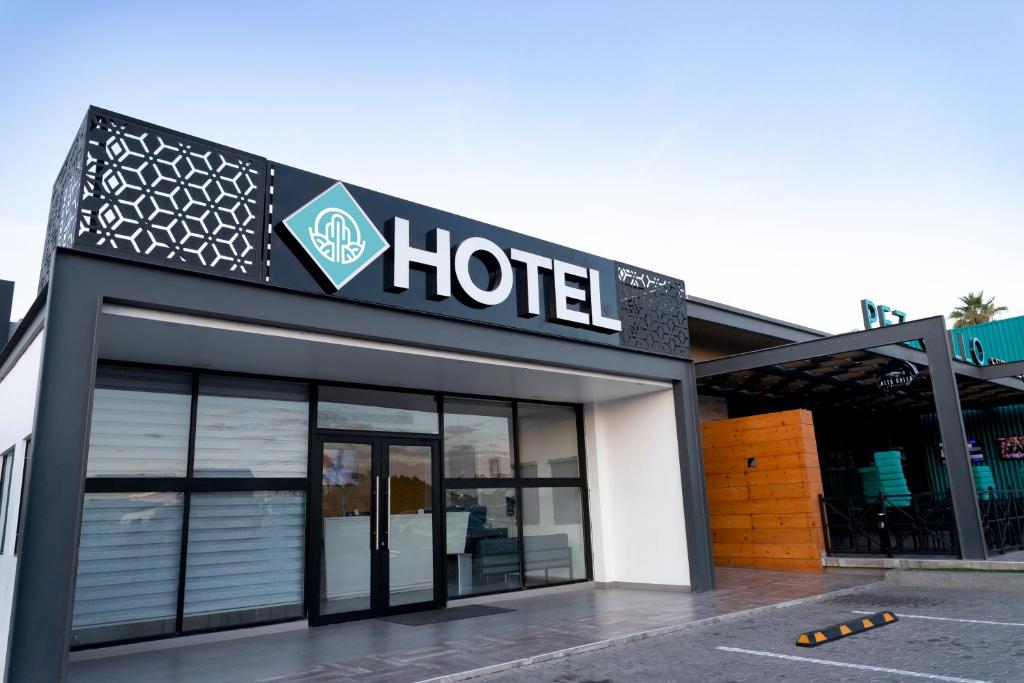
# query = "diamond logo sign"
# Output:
<box><xmin>281</xmin><ymin>182</ymin><xmax>389</xmax><ymax>291</ymax></box>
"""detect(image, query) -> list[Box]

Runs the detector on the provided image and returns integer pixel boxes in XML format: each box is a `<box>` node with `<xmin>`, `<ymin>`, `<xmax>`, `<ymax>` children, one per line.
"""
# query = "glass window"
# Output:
<box><xmin>183</xmin><ymin>491</ymin><xmax>305</xmax><ymax>630</ymax></box>
<box><xmin>388</xmin><ymin>444</ymin><xmax>435</xmax><ymax>607</ymax></box>
<box><xmin>71</xmin><ymin>493</ymin><xmax>183</xmax><ymax>646</ymax></box>
<box><xmin>194</xmin><ymin>376</ymin><xmax>309</xmax><ymax>478</ymax></box>
<box><xmin>318</xmin><ymin>387</ymin><xmax>438</xmax><ymax>434</ymax></box>
<box><xmin>518</xmin><ymin>403</ymin><xmax>580</xmax><ymax>478</ymax></box>
<box><xmin>445</xmin><ymin>488</ymin><xmax>519</xmax><ymax>597</ymax></box>
<box><xmin>14</xmin><ymin>437</ymin><xmax>30</xmax><ymax>555</ymax></box>
<box><xmin>0</xmin><ymin>448</ymin><xmax>12</xmax><ymax>553</ymax></box>
<box><xmin>87</xmin><ymin>366</ymin><xmax>192</xmax><ymax>477</ymax></box>
<box><xmin>321</xmin><ymin>442</ymin><xmax>373</xmax><ymax>615</ymax></box>
<box><xmin>443</xmin><ymin>399</ymin><xmax>514</xmax><ymax>479</ymax></box>
<box><xmin>522</xmin><ymin>488</ymin><xmax>586</xmax><ymax>587</ymax></box>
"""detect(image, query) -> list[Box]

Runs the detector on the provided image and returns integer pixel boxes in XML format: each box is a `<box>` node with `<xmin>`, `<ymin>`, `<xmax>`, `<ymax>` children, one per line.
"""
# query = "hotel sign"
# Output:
<box><xmin>272</xmin><ymin>165</ymin><xmax>688</xmax><ymax>356</ymax></box>
<box><xmin>46</xmin><ymin>108</ymin><xmax>689</xmax><ymax>358</ymax></box>
<box><xmin>280</xmin><ymin>180</ymin><xmax>624</xmax><ymax>335</ymax></box>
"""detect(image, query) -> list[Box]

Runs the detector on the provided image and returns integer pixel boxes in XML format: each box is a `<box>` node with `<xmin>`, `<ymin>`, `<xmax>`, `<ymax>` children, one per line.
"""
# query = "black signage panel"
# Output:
<box><xmin>268</xmin><ymin>163</ymin><xmax>689</xmax><ymax>358</ymax></box>
<box><xmin>40</xmin><ymin>108</ymin><xmax>689</xmax><ymax>359</ymax></box>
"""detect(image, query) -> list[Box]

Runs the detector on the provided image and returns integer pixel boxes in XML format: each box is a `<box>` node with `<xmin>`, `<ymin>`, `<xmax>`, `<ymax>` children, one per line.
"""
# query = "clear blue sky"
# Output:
<box><xmin>1</xmin><ymin>1</ymin><xmax>1021</xmax><ymax>332</ymax></box>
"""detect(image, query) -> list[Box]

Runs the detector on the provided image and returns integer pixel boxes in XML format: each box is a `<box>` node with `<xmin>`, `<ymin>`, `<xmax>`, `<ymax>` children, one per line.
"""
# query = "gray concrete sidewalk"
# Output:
<box><xmin>68</xmin><ymin>568</ymin><xmax>875</xmax><ymax>683</ymax></box>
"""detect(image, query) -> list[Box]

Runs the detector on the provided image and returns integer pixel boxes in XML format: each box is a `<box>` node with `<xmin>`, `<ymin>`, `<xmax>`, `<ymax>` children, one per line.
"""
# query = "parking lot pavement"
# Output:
<box><xmin>474</xmin><ymin>583</ymin><xmax>1024</xmax><ymax>683</ymax></box>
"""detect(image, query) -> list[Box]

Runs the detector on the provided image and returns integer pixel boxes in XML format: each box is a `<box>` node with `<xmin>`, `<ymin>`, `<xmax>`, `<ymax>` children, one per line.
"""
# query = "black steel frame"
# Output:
<box><xmin>73</xmin><ymin>359</ymin><xmax>594</xmax><ymax>648</ymax></box>
<box><xmin>697</xmin><ymin>316</ymin><xmax>993</xmax><ymax>560</ymax></box>
<box><xmin>9</xmin><ymin>250</ymin><xmax>692</xmax><ymax>683</ymax></box>
<box><xmin>821</xmin><ymin>486</ymin><xmax>1024</xmax><ymax>558</ymax></box>
<box><xmin>980</xmin><ymin>488</ymin><xmax>1024</xmax><ymax>554</ymax></box>
<box><xmin>76</xmin><ymin>368</ymin><xmax>309</xmax><ymax>650</ymax></box>
<box><xmin>441</xmin><ymin>397</ymin><xmax>594</xmax><ymax>600</ymax></box>
<box><xmin>981</xmin><ymin>360</ymin><xmax>1024</xmax><ymax>382</ymax></box>
<box><xmin>819</xmin><ymin>493</ymin><xmax>960</xmax><ymax>557</ymax></box>
<box><xmin>308</xmin><ymin>432</ymin><xmax>444</xmax><ymax>626</ymax></box>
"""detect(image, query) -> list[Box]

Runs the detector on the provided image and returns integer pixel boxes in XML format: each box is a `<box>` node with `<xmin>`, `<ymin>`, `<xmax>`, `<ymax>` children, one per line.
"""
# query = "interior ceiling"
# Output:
<box><xmin>97</xmin><ymin>308</ymin><xmax>671</xmax><ymax>404</ymax></box>
<box><xmin>698</xmin><ymin>349</ymin><xmax>1024</xmax><ymax>413</ymax></box>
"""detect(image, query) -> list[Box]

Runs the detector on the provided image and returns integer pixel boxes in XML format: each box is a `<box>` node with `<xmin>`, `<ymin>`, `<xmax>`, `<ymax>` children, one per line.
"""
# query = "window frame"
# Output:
<box><xmin>77</xmin><ymin>367</ymin><xmax>310</xmax><ymax>649</ymax></box>
<box><xmin>75</xmin><ymin>360</ymin><xmax>593</xmax><ymax>648</ymax></box>
<box><xmin>13</xmin><ymin>435</ymin><xmax>30</xmax><ymax>555</ymax></box>
<box><xmin>0</xmin><ymin>447</ymin><xmax>14</xmax><ymax>554</ymax></box>
<box><xmin>442</xmin><ymin>399</ymin><xmax>593</xmax><ymax>599</ymax></box>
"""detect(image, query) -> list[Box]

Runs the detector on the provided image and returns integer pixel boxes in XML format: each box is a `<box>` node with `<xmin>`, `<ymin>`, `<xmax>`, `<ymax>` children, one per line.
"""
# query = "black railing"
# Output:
<box><xmin>822</xmin><ymin>489</ymin><xmax>1024</xmax><ymax>557</ymax></box>
<box><xmin>819</xmin><ymin>493</ymin><xmax>960</xmax><ymax>557</ymax></box>
<box><xmin>980</xmin><ymin>488</ymin><xmax>1024</xmax><ymax>555</ymax></box>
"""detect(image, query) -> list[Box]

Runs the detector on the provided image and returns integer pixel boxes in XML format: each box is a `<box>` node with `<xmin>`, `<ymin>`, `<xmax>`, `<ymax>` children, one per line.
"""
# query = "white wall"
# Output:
<box><xmin>585</xmin><ymin>388</ymin><xmax>690</xmax><ymax>588</ymax></box>
<box><xmin>0</xmin><ymin>330</ymin><xmax>44</xmax><ymax>678</ymax></box>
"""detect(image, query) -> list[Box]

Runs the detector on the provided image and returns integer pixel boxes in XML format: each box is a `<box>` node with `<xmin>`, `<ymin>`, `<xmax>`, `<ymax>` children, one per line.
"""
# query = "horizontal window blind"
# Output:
<box><xmin>194</xmin><ymin>376</ymin><xmax>309</xmax><ymax>478</ymax></box>
<box><xmin>87</xmin><ymin>367</ymin><xmax>192</xmax><ymax>477</ymax></box>
<box><xmin>72</xmin><ymin>493</ymin><xmax>183</xmax><ymax>636</ymax></box>
<box><xmin>183</xmin><ymin>492</ymin><xmax>305</xmax><ymax>620</ymax></box>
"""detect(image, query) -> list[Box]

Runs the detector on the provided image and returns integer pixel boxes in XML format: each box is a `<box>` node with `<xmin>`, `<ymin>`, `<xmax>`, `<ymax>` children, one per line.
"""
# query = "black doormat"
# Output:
<box><xmin>380</xmin><ymin>604</ymin><xmax>514</xmax><ymax>626</ymax></box>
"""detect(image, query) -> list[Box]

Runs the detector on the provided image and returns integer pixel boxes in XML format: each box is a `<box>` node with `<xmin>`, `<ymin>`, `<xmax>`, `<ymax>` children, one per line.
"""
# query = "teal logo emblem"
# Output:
<box><xmin>281</xmin><ymin>182</ymin><xmax>388</xmax><ymax>291</ymax></box>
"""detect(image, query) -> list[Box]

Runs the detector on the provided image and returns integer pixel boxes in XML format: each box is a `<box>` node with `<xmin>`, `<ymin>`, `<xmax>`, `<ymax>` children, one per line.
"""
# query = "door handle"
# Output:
<box><xmin>374</xmin><ymin>475</ymin><xmax>380</xmax><ymax>551</ymax></box>
<box><xmin>386</xmin><ymin>476</ymin><xmax>392</xmax><ymax>550</ymax></box>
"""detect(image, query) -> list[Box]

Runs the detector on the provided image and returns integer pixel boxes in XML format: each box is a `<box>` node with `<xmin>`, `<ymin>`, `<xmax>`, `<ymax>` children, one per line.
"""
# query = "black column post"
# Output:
<box><xmin>0</xmin><ymin>279</ymin><xmax>13</xmax><ymax>348</ymax></box>
<box><xmin>674</xmin><ymin>362</ymin><xmax>715</xmax><ymax>592</ymax></box>
<box><xmin>7</xmin><ymin>257</ymin><xmax>101</xmax><ymax>682</ymax></box>
<box><xmin>922</xmin><ymin>320</ymin><xmax>987</xmax><ymax>560</ymax></box>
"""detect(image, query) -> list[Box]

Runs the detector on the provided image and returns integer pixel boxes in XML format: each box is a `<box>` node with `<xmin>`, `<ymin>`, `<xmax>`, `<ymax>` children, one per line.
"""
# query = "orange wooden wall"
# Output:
<box><xmin>700</xmin><ymin>409</ymin><xmax>825</xmax><ymax>573</ymax></box>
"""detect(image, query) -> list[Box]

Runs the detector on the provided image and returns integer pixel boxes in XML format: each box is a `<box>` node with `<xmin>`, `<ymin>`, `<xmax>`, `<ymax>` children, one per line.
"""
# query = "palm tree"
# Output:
<box><xmin>949</xmin><ymin>291</ymin><xmax>1008</xmax><ymax>328</ymax></box>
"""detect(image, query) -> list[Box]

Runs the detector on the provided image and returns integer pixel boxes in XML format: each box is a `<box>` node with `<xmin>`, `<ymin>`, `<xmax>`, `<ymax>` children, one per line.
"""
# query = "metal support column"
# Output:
<box><xmin>674</xmin><ymin>363</ymin><xmax>715</xmax><ymax>592</ymax></box>
<box><xmin>7</xmin><ymin>257</ymin><xmax>101</xmax><ymax>681</ymax></box>
<box><xmin>923</xmin><ymin>320</ymin><xmax>988</xmax><ymax>560</ymax></box>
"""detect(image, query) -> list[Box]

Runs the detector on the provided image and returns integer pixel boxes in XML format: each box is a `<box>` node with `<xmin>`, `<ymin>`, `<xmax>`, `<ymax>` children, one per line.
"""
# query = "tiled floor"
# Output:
<box><xmin>67</xmin><ymin>568</ymin><xmax>877</xmax><ymax>683</ymax></box>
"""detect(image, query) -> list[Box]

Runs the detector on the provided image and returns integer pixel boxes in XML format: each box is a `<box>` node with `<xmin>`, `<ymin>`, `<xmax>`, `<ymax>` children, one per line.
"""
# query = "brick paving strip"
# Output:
<box><xmin>253</xmin><ymin>579</ymin><xmax>885</xmax><ymax>683</ymax></box>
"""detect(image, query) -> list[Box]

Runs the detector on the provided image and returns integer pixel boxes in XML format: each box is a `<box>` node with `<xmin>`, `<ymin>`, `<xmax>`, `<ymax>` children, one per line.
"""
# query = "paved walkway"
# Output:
<box><xmin>68</xmin><ymin>568</ymin><xmax>876</xmax><ymax>683</ymax></box>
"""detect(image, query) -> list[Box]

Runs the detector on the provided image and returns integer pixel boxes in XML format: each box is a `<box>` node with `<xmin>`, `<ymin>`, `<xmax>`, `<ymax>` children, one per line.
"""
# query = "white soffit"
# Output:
<box><xmin>97</xmin><ymin>305</ymin><xmax>671</xmax><ymax>404</ymax></box>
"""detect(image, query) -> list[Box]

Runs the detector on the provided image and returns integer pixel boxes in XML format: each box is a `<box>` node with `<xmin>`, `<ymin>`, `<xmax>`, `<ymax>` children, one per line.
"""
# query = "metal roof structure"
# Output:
<box><xmin>698</xmin><ymin>347</ymin><xmax>1024</xmax><ymax>412</ymax></box>
<box><xmin>695</xmin><ymin>316</ymin><xmax>1024</xmax><ymax>562</ymax></box>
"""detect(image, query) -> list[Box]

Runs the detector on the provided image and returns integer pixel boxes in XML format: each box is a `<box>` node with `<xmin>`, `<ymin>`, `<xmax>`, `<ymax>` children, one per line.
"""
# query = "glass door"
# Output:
<box><xmin>385</xmin><ymin>442</ymin><xmax>437</xmax><ymax>607</ymax></box>
<box><xmin>313</xmin><ymin>436</ymin><xmax>441</xmax><ymax>624</ymax></box>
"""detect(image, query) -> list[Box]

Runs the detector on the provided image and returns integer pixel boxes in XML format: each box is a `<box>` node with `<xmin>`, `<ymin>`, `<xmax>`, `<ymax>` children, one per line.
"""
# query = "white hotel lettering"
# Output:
<box><xmin>390</xmin><ymin>217</ymin><xmax>621</xmax><ymax>332</ymax></box>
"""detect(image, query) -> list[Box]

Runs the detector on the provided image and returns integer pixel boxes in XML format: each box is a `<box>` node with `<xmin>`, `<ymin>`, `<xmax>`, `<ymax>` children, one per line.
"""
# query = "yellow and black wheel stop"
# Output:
<box><xmin>795</xmin><ymin>611</ymin><xmax>898</xmax><ymax>647</ymax></box>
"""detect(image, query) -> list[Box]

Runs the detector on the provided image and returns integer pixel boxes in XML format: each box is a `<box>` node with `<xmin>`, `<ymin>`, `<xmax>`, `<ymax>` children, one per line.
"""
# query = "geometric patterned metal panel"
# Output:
<box><xmin>38</xmin><ymin>116</ymin><xmax>87</xmax><ymax>290</ymax></box>
<box><xmin>37</xmin><ymin>108</ymin><xmax>694</xmax><ymax>361</ymax></box>
<box><xmin>73</xmin><ymin>109</ymin><xmax>267</xmax><ymax>281</ymax></box>
<box><xmin>616</xmin><ymin>263</ymin><xmax>690</xmax><ymax>358</ymax></box>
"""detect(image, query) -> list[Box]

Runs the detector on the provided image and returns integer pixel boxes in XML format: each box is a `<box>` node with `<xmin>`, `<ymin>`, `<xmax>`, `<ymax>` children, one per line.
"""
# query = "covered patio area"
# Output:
<box><xmin>696</xmin><ymin>316</ymin><xmax>1024</xmax><ymax>563</ymax></box>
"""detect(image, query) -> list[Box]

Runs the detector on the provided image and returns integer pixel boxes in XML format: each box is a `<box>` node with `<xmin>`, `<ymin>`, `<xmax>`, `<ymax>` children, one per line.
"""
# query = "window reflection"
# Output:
<box><xmin>321</xmin><ymin>443</ymin><xmax>372</xmax><ymax>615</ymax></box>
<box><xmin>87</xmin><ymin>366</ymin><xmax>192</xmax><ymax>478</ymax></box>
<box><xmin>443</xmin><ymin>399</ymin><xmax>514</xmax><ymax>479</ymax></box>
<box><xmin>388</xmin><ymin>445</ymin><xmax>434</xmax><ymax>606</ymax></box>
<box><xmin>518</xmin><ymin>403</ymin><xmax>580</xmax><ymax>478</ymax></box>
<box><xmin>319</xmin><ymin>387</ymin><xmax>438</xmax><ymax>434</ymax></box>
<box><xmin>194</xmin><ymin>376</ymin><xmax>309</xmax><ymax>478</ymax></box>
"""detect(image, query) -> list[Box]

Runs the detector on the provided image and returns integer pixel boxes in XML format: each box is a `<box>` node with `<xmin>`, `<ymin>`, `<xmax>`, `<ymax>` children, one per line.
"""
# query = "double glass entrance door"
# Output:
<box><xmin>315</xmin><ymin>436</ymin><xmax>442</xmax><ymax>622</ymax></box>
